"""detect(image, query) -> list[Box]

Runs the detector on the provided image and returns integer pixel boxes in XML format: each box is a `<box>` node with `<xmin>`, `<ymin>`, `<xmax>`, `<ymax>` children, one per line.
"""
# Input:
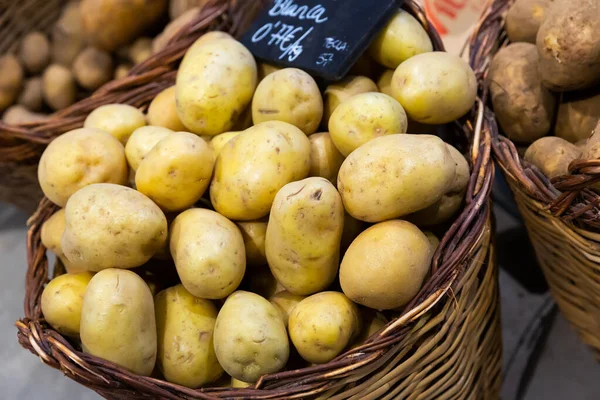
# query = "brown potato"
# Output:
<box><xmin>505</xmin><ymin>0</ymin><xmax>554</xmax><ymax>43</ymax></box>
<box><xmin>73</xmin><ymin>47</ymin><xmax>114</xmax><ymax>90</ymax></box>
<box><xmin>487</xmin><ymin>43</ymin><xmax>556</xmax><ymax>143</ymax></box>
<box><xmin>536</xmin><ymin>0</ymin><xmax>600</xmax><ymax>91</ymax></box>
<box><xmin>42</xmin><ymin>64</ymin><xmax>77</xmax><ymax>110</ymax></box>
<box><xmin>17</xmin><ymin>77</ymin><xmax>43</xmax><ymax>111</ymax></box>
<box><xmin>555</xmin><ymin>88</ymin><xmax>600</xmax><ymax>143</ymax></box>
<box><xmin>525</xmin><ymin>137</ymin><xmax>581</xmax><ymax>179</ymax></box>
<box><xmin>19</xmin><ymin>32</ymin><xmax>51</xmax><ymax>74</ymax></box>
<box><xmin>582</xmin><ymin>121</ymin><xmax>600</xmax><ymax>160</ymax></box>
<box><xmin>0</xmin><ymin>54</ymin><xmax>24</xmax><ymax>112</ymax></box>
<box><xmin>52</xmin><ymin>1</ymin><xmax>84</xmax><ymax>66</ymax></box>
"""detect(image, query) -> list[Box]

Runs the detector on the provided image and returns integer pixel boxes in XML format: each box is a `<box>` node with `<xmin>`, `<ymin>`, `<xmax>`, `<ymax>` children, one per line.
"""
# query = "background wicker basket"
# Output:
<box><xmin>14</xmin><ymin>1</ymin><xmax>501</xmax><ymax>398</ymax></box>
<box><xmin>469</xmin><ymin>0</ymin><xmax>600</xmax><ymax>359</ymax></box>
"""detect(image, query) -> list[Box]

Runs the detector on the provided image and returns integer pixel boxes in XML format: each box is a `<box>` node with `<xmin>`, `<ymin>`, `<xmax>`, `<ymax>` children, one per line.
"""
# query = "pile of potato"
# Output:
<box><xmin>488</xmin><ymin>0</ymin><xmax>600</xmax><ymax>179</ymax></box>
<box><xmin>0</xmin><ymin>0</ymin><xmax>210</xmax><ymax>124</ymax></box>
<box><xmin>37</xmin><ymin>9</ymin><xmax>477</xmax><ymax>388</ymax></box>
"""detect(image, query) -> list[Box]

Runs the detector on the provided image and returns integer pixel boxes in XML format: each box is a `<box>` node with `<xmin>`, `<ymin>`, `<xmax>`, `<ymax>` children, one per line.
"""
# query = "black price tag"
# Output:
<box><xmin>241</xmin><ymin>0</ymin><xmax>401</xmax><ymax>81</ymax></box>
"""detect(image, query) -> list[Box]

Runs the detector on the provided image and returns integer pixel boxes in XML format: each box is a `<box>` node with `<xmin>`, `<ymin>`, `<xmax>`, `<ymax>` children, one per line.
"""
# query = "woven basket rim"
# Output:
<box><xmin>15</xmin><ymin>0</ymin><xmax>495</xmax><ymax>398</ymax></box>
<box><xmin>468</xmin><ymin>0</ymin><xmax>600</xmax><ymax>231</ymax></box>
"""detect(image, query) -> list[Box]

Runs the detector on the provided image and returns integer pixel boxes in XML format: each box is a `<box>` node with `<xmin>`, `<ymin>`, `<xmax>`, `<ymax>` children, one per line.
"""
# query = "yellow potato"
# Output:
<box><xmin>62</xmin><ymin>183</ymin><xmax>168</xmax><ymax>271</ymax></box>
<box><xmin>136</xmin><ymin>132</ymin><xmax>215</xmax><ymax>211</ymax></box>
<box><xmin>147</xmin><ymin>86</ymin><xmax>187</xmax><ymax>131</ymax></box>
<box><xmin>353</xmin><ymin>310</ymin><xmax>388</xmax><ymax>346</ymax></box>
<box><xmin>425</xmin><ymin>231</ymin><xmax>440</xmax><ymax>251</ymax></box>
<box><xmin>214</xmin><ymin>291</ymin><xmax>289</xmax><ymax>382</ymax></box>
<box><xmin>391</xmin><ymin>52</ymin><xmax>477</xmax><ymax>124</ymax></box>
<box><xmin>0</xmin><ymin>54</ymin><xmax>23</xmax><ymax>112</ymax></box>
<box><xmin>329</xmin><ymin>92</ymin><xmax>407</xmax><ymax>156</ymax></box>
<box><xmin>73</xmin><ymin>46</ymin><xmax>114</xmax><ymax>90</ymax></box>
<box><xmin>525</xmin><ymin>136</ymin><xmax>581</xmax><ymax>179</ymax></box>
<box><xmin>323</xmin><ymin>75</ymin><xmax>378</xmax><ymax>127</ymax></box>
<box><xmin>17</xmin><ymin>77</ymin><xmax>43</xmax><ymax>111</ymax></box>
<box><xmin>210</xmin><ymin>131</ymin><xmax>242</xmax><ymax>157</ymax></box>
<box><xmin>152</xmin><ymin>9</ymin><xmax>214</xmax><ymax>54</ymax></box>
<box><xmin>210</xmin><ymin>121</ymin><xmax>311</xmax><ymax>220</ymax></box>
<box><xmin>176</xmin><ymin>37</ymin><xmax>257</xmax><ymax>135</ymax></box>
<box><xmin>81</xmin><ymin>269</ymin><xmax>157</xmax><ymax>375</ymax></box>
<box><xmin>169</xmin><ymin>0</ymin><xmax>210</xmax><ymax>19</ymax></box>
<box><xmin>407</xmin><ymin>144</ymin><xmax>469</xmax><ymax>226</ymax></box>
<box><xmin>368</xmin><ymin>10</ymin><xmax>433</xmax><ymax>69</ymax></box>
<box><xmin>125</xmin><ymin>126</ymin><xmax>172</xmax><ymax>171</ymax></box>
<box><xmin>114</xmin><ymin>63</ymin><xmax>132</xmax><ymax>79</ymax></box>
<box><xmin>288</xmin><ymin>292</ymin><xmax>360</xmax><ymax>364</ymax></box>
<box><xmin>170</xmin><ymin>208</ymin><xmax>245</xmax><ymax>299</ymax></box>
<box><xmin>337</xmin><ymin>134</ymin><xmax>455</xmax><ymax>222</ymax></box>
<box><xmin>41</xmin><ymin>209</ymin><xmax>84</xmax><ymax>273</ymax></box>
<box><xmin>377</xmin><ymin>69</ymin><xmax>394</xmax><ymax>96</ymax></box>
<box><xmin>252</xmin><ymin>68</ymin><xmax>323</xmax><ymax>135</ymax></box>
<box><xmin>81</xmin><ymin>0</ymin><xmax>167</xmax><ymax>51</ymax></box>
<box><xmin>340</xmin><ymin>220</ymin><xmax>433</xmax><ymax>309</ymax></box>
<box><xmin>51</xmin><ymin>1</ymin><xmax>84</xmax><ymax>66</ymax></box>
<box><xmin>19</xmin><ymin>31</ymin><xmax>50</xmax><ymax>74</ymax></box>
<box><xmin>38</xmin><ymin>128</ymin><xmax>128</xmax><ymax>206</ymax></box>
<box><xmin>155</xmin><ymin>284</ymin><xmax>223</xmax><ymax>388</ymax></box>
<box><xmin>236</xmin><ymin>220</ymin><xmax>267</xmax><ymax>266</ymax></box>
<box><xmin>258</xmin><ymin>62</ymin><xmax>281</xmax><ymax>80</ymax></box>
<box><xmin>269</xmin><ymin>291</ymin><xmax>306</xmax><ymax>328</ymax></box>
<box><xmin>231</xmin><ymin>377</ymin><xmax>252</xmax><ymax>388</ymax></box>
<box><xmin>42</xmin><ymin>64</ymin><xmax>76</xmax><ymax>111</ymax></box>
<box><xmin>2</xmin><ymin>105</ymin><xmax>47</xmax><ymax>125</ymax></box>
<box><xmin>129</xmin><ymin>37</ymin><xmax>153</xmax><ymax>64</ymax></box>
<box><xmin>41</xmin><ymin>272</ymin><xmax>93</xmax><ymax>336</ymax></box>
<box><xmin>308</xmin><ymin>132</ymin><xmax>345</xmax><ymax>183</ymax></box>
<box><xmin>266</xmin><ymin>177</ymin><xmax>344</xmax><ymax>295</ymax></box>
<box><xmin>84</xmin><ymin>104</ymin><xmax>146</xmax><ymax>144</ymax></box>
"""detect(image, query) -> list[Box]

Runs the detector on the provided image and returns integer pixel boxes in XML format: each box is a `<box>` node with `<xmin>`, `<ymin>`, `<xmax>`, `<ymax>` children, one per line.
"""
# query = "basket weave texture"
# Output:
<box><xmin>469</xmin><ymin>0</ymin><xmax>600</xmax><ymax>359</ymax></box>
<box><xmin>15</xmin><ymin>0</ymin><xmax>501</xmax><ymax>398</ymax></box>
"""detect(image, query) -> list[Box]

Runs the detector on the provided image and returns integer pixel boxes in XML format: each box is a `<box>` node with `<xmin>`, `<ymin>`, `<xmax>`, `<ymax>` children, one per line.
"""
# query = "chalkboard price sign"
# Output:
<box><xmin>241</xmin><ymin>0</ymin><xmax>401</xmax><ymax>81</ymax></box>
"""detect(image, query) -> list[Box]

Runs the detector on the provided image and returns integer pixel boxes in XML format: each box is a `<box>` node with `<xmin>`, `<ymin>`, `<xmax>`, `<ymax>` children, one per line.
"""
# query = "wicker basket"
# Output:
<box><xmin>469</xmin><ymin>0</ymin><xmax>600</xmax><ymax>359</ymax></box>
<box><xmin>15</xmin><ymin>1</ymin><xmax>501</xmax><ymax>398</ymax></box>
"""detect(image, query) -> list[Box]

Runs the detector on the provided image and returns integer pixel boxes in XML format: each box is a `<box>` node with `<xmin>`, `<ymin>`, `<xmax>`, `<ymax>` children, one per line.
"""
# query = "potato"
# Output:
<box><xmin>41</xmin><ymin>272</ymin><xmax>94</xmax><ymax>336</ymax></box>
<box><xmin>81</xmin><ymin>0</ymin><xmax>167</xmax><ymax>51</ymax></box>
<box><xmin>62</xmin><ymin>183</ymin><xmax>168</xmax><ymax>270</ymax></box>
<box><xmin>368</xmin><ymin>10</ymin><xmax>433</xmax><ymax>69</ymax></box>
<box><xmin>266</xmin><ymin>177</ymin><xmax>344</xmax><ymax>295</ymax></box>
<box><xmin>340</xmin><ymin>220</ymin><xmax>432</xmax><ymax>310</ymax></box>
<box><xmin>17</xmin><ymin>77</ymin><xmax>43</xmax><ymax>111</ymax></box>
<box><xmin>170</xmin><ymin>208</ymin><xmax>245</xmax><ymax>299</ymax></box>
<box><xmin>176</xmin><ymin>37</ymin><xmax>257</xmax><ymax>135</ymax></box>
<box><xmin>377</xmin><ymin>69</ymin><xmax>394</xmax><ymax>96</ymax></box>
<box><xmin>152</xmin><ymin>8</ymin><xmax>206</xmax><ymax>54</ymax></box>
<box><xmin>38</xmin><ymin>128</ymin><xmax>128</xmax><ymax>206</ymax></box>
<box><xmin>210</xmin><ymin>131</ymin><xmax>242</xmax><ymax>156</ymax></box>
<box><xmin>525</xmin><ymin>137</ymin><xmax>581</xmax><ymax>179</ymax></box>
<box><xmin>41</xmin><ymin>209</ymin><xmax>84</xmax><ymax>273</ymax></box>
<box><xmin>308</xmin><ymin>132</ymin><xmax>345</xmax><ymax>183</ymax></box>
<box><xmin>114</xmin><ymin>63</ymin><xmax>132</xmax><ymax>79</ymax></box>
<box><xmin>391</xmin><ymin>52</ymin><xmax>476</xmax><ymax>124</ymax></box>
<box><xmin>19</xmin><ymin>32</ymin><xmax>50</xmax><ymax>74</ymax></box>
<box><xmin>136</xmin><ymin>132</ymin><xmax>214</xmax><ymax>211</ymax></box>
<box><xmin>583</xmin><ymin>121</ymin><xmax>600</xmax><ymax>159</ymax></box>
<box><xmin>42</xmin><ymin>64</ymin><xmax>76</xmax><ymax>110</ymax></box>
<box><xmin>2</xmin><ymin>105</ymin><xmax>47</xmax><ymax>125</ymax></box>
<box><xmin>170</xmin><ymin>0</ymin><xmax>209</xmax><ymax>19</ymax></box>
<box><xmin>252</xmin><ymin>68</ymin><xmax>322</xmax><ymax>135</ymax></box>
<box><xmin>323</xmin><ymin>75</ymin><xmax>378</xmax><ymax>126</ymax></box>
<box><xmin>269</xmin><ymin>291</ymin><xmax>305</xmax><ymax>328</ymax></box>
<box><xmin>555</xmin><ymin>88</ymin><xmax>600</xmax><ymax>143</ymax></box>
<box><xmin>155</xmin><ymin>284</ymin><xmax>223</xmax><ymax>387</ymax></box>
<box><xmin>337</xmin><ymin>134</ymin><xmax>455</xmax><ymax>222</ymax></box>
<box><xmin>236</xmin><ymin>220</ymin><xmax>267</xmax><ymax>266</ymax></box>
<box><xmin>288</xmin><ymin>292</ymin><xmax>360</xmax><ymax>364</ymax></box>
<box><xmin>213</xmin><ymin>291</ymin><xmax>289</xmax><ymax>382</ymax></box>
<box><xmin>210</xmin><ymin>121</ymin><xmax>311</xmax><ymax>220</ymax></box>
<box><xmin>73</xmin><ymin>47</ymin><xmax>114</xmax><ymax>90</ymax></box>
<box><xmin>354</xmin><ymin>309</ymin><xmax>388</xmax><ymax>346</ymax></box>
<box><xmin>129</xmin><ymin>37</ymin><xmax>153</xmax><ymax>64</ymax></box>
<box><xmin>145</xmin><ymin>86</ymin><xmax>185</xmax><ymax>131</ymax></box>
<box><xmin>231</xmin><ymin>378</ymin><xmax>251</xmax><ymax>388</ymax></box>
<box><xmin>81</xmin><ymin>269</ymin><xmax>157</xmax><ymax>375</ymax></box>
<box><xmin>125</xmin><ymin>126</ymin><xmax>172</xmax><ymax>171</ymax></box>
<box><xmin>51</xmin><ymin>1</ymin><xmax>84</xmax><ymax>66</ymax></box>
<box><xmin>425</xmin><ymin>231</ymin><xmax>440</xmax><ymax>251</ymax></box>
<box><xmin>329</xmin><ymin>92</ymin><xmax>407</xmax><ymax>156</ymax></box>
<box><xmin>487</xmin><ymin>43</ymin><xmax>556</xmax><ymax>144</ymax></box>
<box><xmin>0</xmin><ymin>54</ymin><xmax>24</xmax><ymax>112</ymax></box>
<box><xmin>258</xmin><ymin>62</ymin><xmax>281</xmax><ymax>80</ymax></box>
<box><xmin>505</xmin><ymin>0</ymin><xmax>553</xmax><ymax>43</ymax></box>
<box><xmin>407</xmin><ymin>144</ymin><xmax>469</xmax><ymax>226</ymax></box>
<box><xmin>536</xmin><ymin>0</ymin><xmax>600</xmax><ymax>91</ymax></box>
<box><xmin>84</xmin><ymin>104</ymin><xmax>146</xmax><ymax>144</ymax></box>
<box><xmin>576</xmin><ymin>139</ymin><xmax>588</xmax><ymax>151</ymax></box>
